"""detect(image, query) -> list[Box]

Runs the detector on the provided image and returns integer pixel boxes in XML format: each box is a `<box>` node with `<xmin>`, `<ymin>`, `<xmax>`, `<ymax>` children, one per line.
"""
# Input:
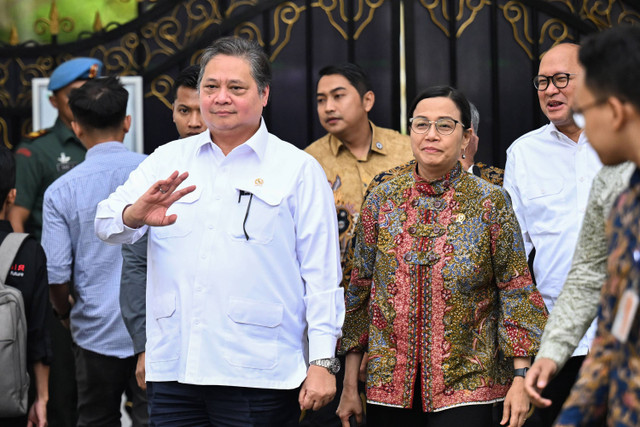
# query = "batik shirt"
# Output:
<box><xmin>339</xmin><ymin>162</ymin><xmax>547</xmax><ymax>411</ymax></box>
<box><xmin>305</xmin><ymin>123</ymin><xmax>412</xmax><ymax>265</ymax></box>
<box><xmin>555</xmin><ymin>167</ymin><xmax>640</xmax><ymax>427</ymax></box>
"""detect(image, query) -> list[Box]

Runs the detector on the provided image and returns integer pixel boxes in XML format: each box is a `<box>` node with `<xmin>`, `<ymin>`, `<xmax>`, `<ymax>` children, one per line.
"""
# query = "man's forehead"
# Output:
<box><xmin>538</xmin><ymin>44</ymin><xmax>581</xmax><ymax>73</ymax></box>
<box><xmin>317</xmin><ymin>74</ymin><xmax>354</xmax><ymax>93</ymax></box>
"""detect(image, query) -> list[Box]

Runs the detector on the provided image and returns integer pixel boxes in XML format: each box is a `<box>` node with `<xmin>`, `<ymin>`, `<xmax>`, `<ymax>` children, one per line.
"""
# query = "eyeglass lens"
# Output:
<box><xmin>411</xmin><ymin>118</ymin><xmax>457</xmax><ymax>135</ymax></box>
<box><xmin>534</xmin><ymin>73</ymin><xmax>571</xmax><ymax>90</ymax></box>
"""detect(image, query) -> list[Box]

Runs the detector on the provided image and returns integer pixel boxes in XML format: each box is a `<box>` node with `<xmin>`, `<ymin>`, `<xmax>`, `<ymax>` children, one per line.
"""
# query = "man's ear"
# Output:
<box><xmin>610</xmin><ymin>96</ymin><xmax>627</xmax><ymax>132</ymax></box>
<box><xmin>70</xmin><ymin>120</ymin><xmax>83</xmax><ymax>138</ymax></box>
<box><xmin>261</xmin><ymin>86</ymin><xmax>270</xmax><ymax>107</ymax></box>
<box><xmin>6</xmin><ymin>188</ymin><xmax>16</xmax><ymax>206</ymax></box>
<box><xmin>49</xmin><ymin>94</ymin><xmax>59</xmax><ymax>110</ymax></box>
<box><xmin>362</xmin><ymin>90</ymin><xmax>375</xmax><ymax>113</ymax></box>
<box><xmin>123</xmin><ymin>115</ymin><xmax>132</xmax><ymax>134</ymax></box>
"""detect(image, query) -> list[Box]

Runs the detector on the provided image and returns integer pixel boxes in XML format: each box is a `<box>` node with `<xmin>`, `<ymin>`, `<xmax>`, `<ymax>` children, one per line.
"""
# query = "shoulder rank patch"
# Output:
<box><xmin>16</xmin><ymin>147</ymin><xmax>32</xmax><ymax>157</ymax></box>
<box><xmin>26</xmin><ymin>129</ymin><xmax>50</xmax><ymax>140</ymax></box>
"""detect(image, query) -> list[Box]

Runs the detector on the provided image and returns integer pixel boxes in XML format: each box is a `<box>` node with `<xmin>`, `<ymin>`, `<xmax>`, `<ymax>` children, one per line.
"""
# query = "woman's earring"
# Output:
<box><xmin>461</xmin><ymin>152</ymin><xmax>466</xmax><ymax>159</ymax></box>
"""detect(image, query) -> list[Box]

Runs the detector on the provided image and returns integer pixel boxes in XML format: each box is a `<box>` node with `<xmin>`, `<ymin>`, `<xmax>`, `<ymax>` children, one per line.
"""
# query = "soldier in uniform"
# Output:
<box><xmin>9</xmin><ymin>57</ymin><xmax>103</xmax><ymax>427</ymax></box>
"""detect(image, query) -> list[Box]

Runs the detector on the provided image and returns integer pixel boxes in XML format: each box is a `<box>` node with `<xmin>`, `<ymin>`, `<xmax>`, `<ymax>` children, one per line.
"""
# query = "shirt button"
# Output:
<box><xmin>404</xmin><ymin>253</ymin><xmax>412</xmax><ymax>262</ymax></box>
<box><xmin>208</xmin><ymin>224</ymin><xmax>214</xmax><ymax>229</ymax></box>
<box><xmin>411</xmin><ymin>200</ymin><xmax>419</xmax><ymax>207</ymax></box>
<box><xmin>201</xmin><ymin>253</ymin><xmax>206</xmax><ymax>259</ymax></box>
<box><xmin>408</xmin><ymin>226</ymin><xmax>417</xmax><ymax>234</ymax></box>
<box><xmin>579</xmin><ymin>177</ymin><xmax>585</xmax><ymax>182</ymax></box>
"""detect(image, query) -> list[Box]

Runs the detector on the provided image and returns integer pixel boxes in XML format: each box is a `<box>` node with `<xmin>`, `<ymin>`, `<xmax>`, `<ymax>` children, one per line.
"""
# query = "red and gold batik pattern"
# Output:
<box><xmin>339</xmin><ymin>162</ymin><xmax>547</xmax><ymax>412</ymax></box>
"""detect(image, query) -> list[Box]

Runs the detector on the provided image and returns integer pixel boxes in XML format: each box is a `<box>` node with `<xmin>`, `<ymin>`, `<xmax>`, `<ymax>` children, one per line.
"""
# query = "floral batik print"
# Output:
<box><xmin>339</xmin><ymin>162</ymin><xmax>547</xmax><ymax>412</ymax></box>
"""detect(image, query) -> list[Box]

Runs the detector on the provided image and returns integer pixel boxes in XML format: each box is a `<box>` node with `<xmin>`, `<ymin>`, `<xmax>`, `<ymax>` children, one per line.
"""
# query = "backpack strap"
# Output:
<box><xmin>0</xmin><ymin>233</ymin><xmax>29</xmax><ymax>288</ymax></box>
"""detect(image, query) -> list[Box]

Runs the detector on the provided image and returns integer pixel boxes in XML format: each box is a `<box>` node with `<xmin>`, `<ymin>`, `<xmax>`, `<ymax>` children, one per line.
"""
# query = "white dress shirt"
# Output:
<box><xmin>504</xmin><ymin>123</ymin><xmax>602</xmax><ymax>357</ymax></box>
<box><xmin>95</xmin><ymin>120</ymin><xmax>345</xmax><ymax>388</ymax></box>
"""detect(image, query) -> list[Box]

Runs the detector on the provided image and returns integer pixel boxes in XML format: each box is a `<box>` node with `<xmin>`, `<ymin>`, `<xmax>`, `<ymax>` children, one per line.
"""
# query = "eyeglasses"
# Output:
<box><xmin>409</xmin><ymin>117</ymin><xmax>465</xmax><ymax>135</ymax></box>
<box><xmin>572</xmin><ymin>98</ymin><xmax>607</xmax><ymax>129</ymax></box>
<box><xmin>532</xmin><ymin>73</ymin><xmax>578</xmax><ymax>91</ymax></box>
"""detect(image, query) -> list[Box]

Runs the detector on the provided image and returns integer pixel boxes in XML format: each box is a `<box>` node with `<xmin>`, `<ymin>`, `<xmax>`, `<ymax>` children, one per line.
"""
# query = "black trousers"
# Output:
<box><xmin>148</xmin><ymin>381</ymin><xmax>300</xmax><ymax>426</ymax></box>
<box><xmin>367</xmin><ymin>400</ymin><xmax>494</xmax><ymax>427</ymax></box>
<box><xmin>74</xmin><ymin>345</ymin><xmax>148</xmax><ymax>427</ymax></box>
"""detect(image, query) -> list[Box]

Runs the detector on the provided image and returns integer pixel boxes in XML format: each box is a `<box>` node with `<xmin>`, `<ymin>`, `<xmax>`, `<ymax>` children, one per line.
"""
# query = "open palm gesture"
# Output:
<box><xmin>123</xmin><ymin>171</ymin><xmax>196</xmax><ymax>228</ymax></box>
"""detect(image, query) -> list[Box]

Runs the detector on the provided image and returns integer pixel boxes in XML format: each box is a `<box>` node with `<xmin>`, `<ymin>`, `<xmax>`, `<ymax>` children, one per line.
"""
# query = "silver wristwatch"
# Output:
<box><xmin>310</xmin><ymin>357</ymin><xmax>341</xmax><ymax>375</ymax></box>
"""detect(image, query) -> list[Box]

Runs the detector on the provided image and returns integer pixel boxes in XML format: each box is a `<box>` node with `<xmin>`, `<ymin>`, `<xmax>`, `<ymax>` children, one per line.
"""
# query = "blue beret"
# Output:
<box><xmin>48</xmin><ymin>57</ymin><xmax>104</xmax><ymax>91</ymax></box>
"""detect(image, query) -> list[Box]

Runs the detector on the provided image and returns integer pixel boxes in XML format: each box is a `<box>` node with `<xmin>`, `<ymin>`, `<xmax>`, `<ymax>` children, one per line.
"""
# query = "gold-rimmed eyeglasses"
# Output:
<box><xmin>409</xmin><ymin>117</ymin><xmax>465</xmax><ymax>135</ymax></box>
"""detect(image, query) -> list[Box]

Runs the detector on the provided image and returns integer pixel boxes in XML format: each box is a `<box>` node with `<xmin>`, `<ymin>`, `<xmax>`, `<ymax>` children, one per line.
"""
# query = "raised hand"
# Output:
<box><xmin>123</xmin><ymin>171</ymin><xmax>196</xmax><ymax>228</ymax></box>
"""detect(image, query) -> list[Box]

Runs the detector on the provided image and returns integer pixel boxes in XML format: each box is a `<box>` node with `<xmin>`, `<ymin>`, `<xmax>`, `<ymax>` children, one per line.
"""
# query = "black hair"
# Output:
<box><xmin>68</xmin><ymin>76</ymin><xmax>128</xmax><ymax>131</ymax></box>
<box><xmin>0</xmin><ymin>145</ymin><xmax>15</xmax><ymax>205</ymax></box>
<box><xmin>198</xmin><ymin>37</ymin><xmax>271</xmax><ymax>94</ymax></box>
<box><xmin>318</xmin><ymin>63</ymin><xmax>373</xmax><ymax>98</ymax></box>
<box><xmin>171</xmin><ymin>65</ymin><xmax>200</xmax><ymax>103</ymax></box>
<box><xmin>408</xmin><ymin>85</ymin><xmax>471</xmax><ymax>130</ymax></box>
<box><xmin>580</xmin><ymin>25</ymin><xmax>640</xmax><ymax>109</ymax></box>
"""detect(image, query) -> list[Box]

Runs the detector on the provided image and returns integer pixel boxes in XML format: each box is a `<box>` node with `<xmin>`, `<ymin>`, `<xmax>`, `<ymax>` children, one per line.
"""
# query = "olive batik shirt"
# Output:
<box><xmin>14</xmin><ymin>118</ymin><xmax>86</xmax><ymax>240</ymax></box>
<box><xmin>305</xmin><ymin>122</ymin><xmax>413</xmax><ymax>265</ymax></box>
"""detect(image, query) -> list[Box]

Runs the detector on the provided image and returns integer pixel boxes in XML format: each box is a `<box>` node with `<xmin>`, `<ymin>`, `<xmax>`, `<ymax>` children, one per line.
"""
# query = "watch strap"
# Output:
<box><xmin>514</xmin><ymin>367</ymin><xmax>529</xmax><ymax>378</ymax></box>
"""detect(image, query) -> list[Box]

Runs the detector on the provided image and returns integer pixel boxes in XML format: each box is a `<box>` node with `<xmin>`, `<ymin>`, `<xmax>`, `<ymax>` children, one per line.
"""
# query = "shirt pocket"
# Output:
<box><xmin>152</xmin><ymin>187</ymin><xmax>202</xmax><ymax>239</ymax></box>
<box><xmin>525</xmin><ymin>178</ymin><xmax>565</xmax><ymax>234</ymax></box>
<box><xmin>227</xmin><ymin>186</ymin><xmax>283</xmax><ymax>245</ymax></box>
<box><xmin>148</xmin><ymin>293</ymin><xmax>180</xmax><ymax>362</ymax></box>
<box><xmin>223</xmin><ymin>297</ymin><xmax>283</xmax><ymax>369</ymax></box>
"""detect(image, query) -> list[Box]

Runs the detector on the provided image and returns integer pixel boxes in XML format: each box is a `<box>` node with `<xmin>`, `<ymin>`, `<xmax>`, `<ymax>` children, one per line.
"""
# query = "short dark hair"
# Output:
<box><xmin>198</xmin><ymin>36</ymin><xmax>271</xmax><ymax>94</ymax></box>
<box><xmin>0</xmin><ymin>145</ymin><xmax>15</xmax><ymax>205</ymax></box>
<box><xmin>171</xmin><ymin>65</ymin><xmax>200</xmax><ymax>103</ymax></box>
<box><xmin>408</xmin><ymin>85</ymin><xmax>471</xmax><ymax>130</ymax></box>
<box><xmin>580</xmin><ymin>25</ymin><xmax>640</xmax><ymax>109</ymax></box>
<box><xmin>68</xmin><ymin>76</ymin><xmax>128</xmax><ymax>131</ymax></box>
<box><xmin>318</xmin><ymin>63</ymin><xmax>372</xmax><ymax>98</ymax></box>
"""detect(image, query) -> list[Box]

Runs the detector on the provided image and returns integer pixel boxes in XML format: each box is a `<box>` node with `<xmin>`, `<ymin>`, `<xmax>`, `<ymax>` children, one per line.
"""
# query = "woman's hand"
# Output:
<box><xmin>336</xmin><ymin>385</ymin><xmax>363</xmax><ymax>427</ymax></box>
<box><xmin>501</xmin><ymin>377</ymin><xmax>531</xmax><ymax>427</ymax></box>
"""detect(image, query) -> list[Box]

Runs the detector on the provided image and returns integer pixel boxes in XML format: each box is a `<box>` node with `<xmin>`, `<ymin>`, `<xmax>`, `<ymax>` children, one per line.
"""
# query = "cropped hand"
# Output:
<box><xmin>298</xmin><ymin>365</ymin><xmax>336</xmax><ymax>411</ymax></box>
<box><xmin>524</xmin><ymin>358</ymin><xmax>557</xmax><ymax>408</ymax></box>
<box><xmin>501</xmin><ymin>378</ymin><xmax>530</xmax><ymax>427</ymax></box>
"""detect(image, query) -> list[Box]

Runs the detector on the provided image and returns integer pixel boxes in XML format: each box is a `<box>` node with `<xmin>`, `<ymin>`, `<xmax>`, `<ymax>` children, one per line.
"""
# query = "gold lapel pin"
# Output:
<box><xmin>255</xmin><ymin>178</ymin><xmax>264</xmax><ymax>186</ymax></box>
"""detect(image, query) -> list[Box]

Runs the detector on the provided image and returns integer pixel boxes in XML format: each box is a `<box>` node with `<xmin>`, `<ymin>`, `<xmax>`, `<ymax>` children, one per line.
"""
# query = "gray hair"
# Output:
<box><xmin>198</xmin><ymin>36</ymin><xmax>272</xmax><ymax>94</ymax></box>
<box><xmin>469</xmin><ymin>102</ymin><xmax>480</xmax><ymax>133</ymax></box>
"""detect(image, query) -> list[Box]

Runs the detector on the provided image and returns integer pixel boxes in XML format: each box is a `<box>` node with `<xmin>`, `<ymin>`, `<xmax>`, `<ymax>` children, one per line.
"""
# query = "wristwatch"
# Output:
<box><xmin>310</xmin><ymin>357</ymin><xmax>341</xmax><ymax>375</ymax></box>
<box><xmin>514</xmin><ymin>367</ymin><xmax>529</xmax><ymax>378</ymax></box>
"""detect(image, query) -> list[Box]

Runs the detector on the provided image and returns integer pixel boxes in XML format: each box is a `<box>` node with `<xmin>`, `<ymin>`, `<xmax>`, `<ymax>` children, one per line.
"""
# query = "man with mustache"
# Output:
<box><xmin>503</xmin><ymin>43</ymin><xmax>603</xmax><ymax>426</ymax></box>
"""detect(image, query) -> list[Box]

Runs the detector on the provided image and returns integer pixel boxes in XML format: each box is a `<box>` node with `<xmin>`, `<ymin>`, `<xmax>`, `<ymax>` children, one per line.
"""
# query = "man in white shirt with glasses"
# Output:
<box><xmin>503</xmin><ymin>43</ymin><xmax>602</xmax><ymax>427</ymax></box>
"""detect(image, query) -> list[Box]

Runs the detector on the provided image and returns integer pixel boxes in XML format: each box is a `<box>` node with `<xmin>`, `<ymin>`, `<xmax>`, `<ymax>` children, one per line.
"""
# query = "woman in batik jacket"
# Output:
<box><xmin>337</xmin><ymin>86</ymin><xmax>547</xmax><ymax>427</ymax></box>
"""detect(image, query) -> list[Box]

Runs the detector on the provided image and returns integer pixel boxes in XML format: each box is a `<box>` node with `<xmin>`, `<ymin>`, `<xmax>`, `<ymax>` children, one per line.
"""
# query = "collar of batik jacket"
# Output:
<box><xmin>413</xmin><ymin>161</ymin><xmax>463</xmax><ymax>197</ymax></box>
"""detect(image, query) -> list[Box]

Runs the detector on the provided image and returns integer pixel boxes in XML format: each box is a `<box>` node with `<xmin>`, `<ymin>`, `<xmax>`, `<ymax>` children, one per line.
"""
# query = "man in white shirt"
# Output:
<box><xmin>503</xmin><ymin>43</ymin><xmax>602</xmax><ymax>426</ymax></box>
<box><xmin>95</xmin><ymin>36</ymin><xmax>345</xmax><ymax>426</ymax></box>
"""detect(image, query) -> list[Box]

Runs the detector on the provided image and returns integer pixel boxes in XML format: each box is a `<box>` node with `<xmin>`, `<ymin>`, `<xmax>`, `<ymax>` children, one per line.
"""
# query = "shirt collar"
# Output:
<box><xmin>54</xmin><ymin>117</ymin><xmax>82</xmax><ymax>146</ymax></box>
<box><xmin>196</xmin><ymin>118</ymin><xmax>268</xmax><ymax>161</ymax></box>
<box><xmin>413</xmin><ymin>161</ymin><xmax>463</xmax><ymax>196</ymax></box>
<box><xmin>547</xmin><ymin>122</ymin><xmax>589</xmax><ymax>146</ymax></box>
<box><xmin>326</xmin><ymin>121</ymin><xmax>388</xmax><ymax>158</ymax></box>
<box><xmin>85</xmin><ymin>141</ymin><xmax>128</xmax><ymax>159</ymax></box>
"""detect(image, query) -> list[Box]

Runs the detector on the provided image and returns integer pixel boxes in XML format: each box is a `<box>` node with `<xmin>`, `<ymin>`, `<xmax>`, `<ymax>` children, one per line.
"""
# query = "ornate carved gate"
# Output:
<box><xmin>1</xmin><ymin>0</ymin><xmax>637</xmax><ymax>166</ymax></box>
